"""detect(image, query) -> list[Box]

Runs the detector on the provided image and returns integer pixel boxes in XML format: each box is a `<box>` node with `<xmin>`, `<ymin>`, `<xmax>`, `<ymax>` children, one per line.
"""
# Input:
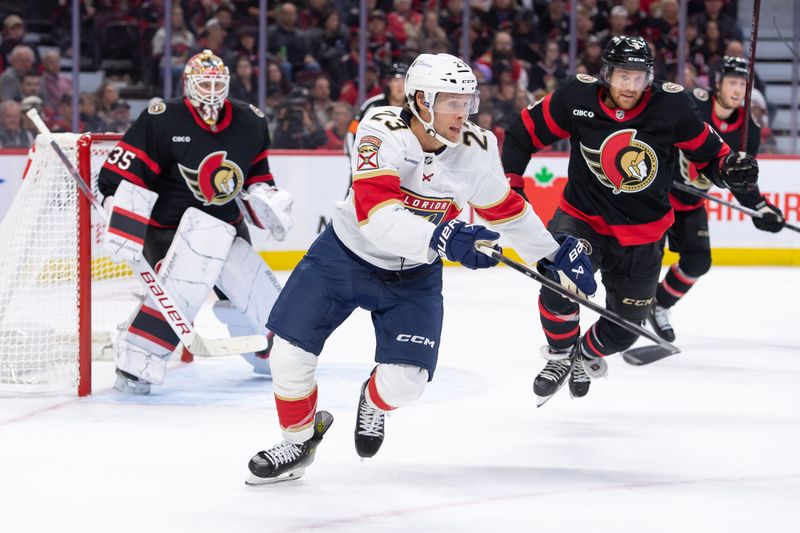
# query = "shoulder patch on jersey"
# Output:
<box><xmin>577</xmin><ymin>73</ymin><xmax>597</xmax><ymax>84</ymax></box>
<box><xmin>249</xmin><ymin>104</ymin><xmax>265</xmax><ymax>118</ymax></box>
<box><xmin>357</xmin><ymin>136</ymin><xmax>381</xmax><ymax>171</ymax></box>
<box><xmin>692</xmin><ymin>87</ymin><xmax>709</xmax><ymax>101</ymax></box>
<box><xmin>662</xmin><ymin>82</ymin><xmax>684</xmax><ymax>93</ymax></box>
<box><xmin>148</xmin><ymin>101</ymin><xmax>166</xmax><ymax>115</ymax></box>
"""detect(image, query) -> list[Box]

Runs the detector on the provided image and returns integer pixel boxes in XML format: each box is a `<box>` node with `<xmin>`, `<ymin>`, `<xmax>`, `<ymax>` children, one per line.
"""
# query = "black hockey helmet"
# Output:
<box><xmin>715</xmin><ymin>55</ymin><xmax>749</xmax><ymax>84</ymax></box>
<box><xmin>600</xmin><ymin>36</ymin><xmax>654</xmax><ymax>89</ymax></box>
<box><xmin>389</xmin><ymin>62</ymin><xmax>409</xmax><ymax>78</ymax></box>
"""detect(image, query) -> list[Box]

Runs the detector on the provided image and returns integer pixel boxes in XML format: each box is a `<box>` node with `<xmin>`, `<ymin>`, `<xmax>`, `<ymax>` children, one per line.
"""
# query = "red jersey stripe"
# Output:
<box><xmin>102</xmin><ymin>162</ymin><xmax>148</xmax><ymax>189</ymax></box>
<box><xmin>668</xmin><ymin>192</ymin><xmax>704</xmax><ymax>211</ymax></box>
<box><xmin>674</xmin><ymin>123</ymin><xmax>710</xmax><ymax>152</ymax></box>
<box><xmin>473</xmin><ymin>191</ymin><xmax>527</xmax><ymax>224</ymax></box>
<box><xmin>520</xmin><ymin>108</ymin><xmax>545</xmax><ymax>149</ymax></box>
<box><xmin>251</xmin><ymin>150</ymin><xmax>270</xmax><ymax>165</ymax></box>
<box><xmin>559</xmin><ymin>198</ymin><xmax>674</xmax><ymax>246</ymax></box>
<box><xmin>117</xmin><ymin>141</ymin><xmax>161</xmax><ymax>175</ymax></box>
<box><xmin>352</xmin><ymin>174</ymin><xmax>404</xmax><ymax>223</ymax></box>
<box><xmin>542</xmin><ymin>93</ymin><xmax>570</xmax><ymax>139</ymax></box>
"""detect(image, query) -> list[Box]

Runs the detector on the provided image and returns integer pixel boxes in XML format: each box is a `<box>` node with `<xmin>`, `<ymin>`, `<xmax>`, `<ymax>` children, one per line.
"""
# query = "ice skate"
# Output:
<box><xmin>354</xmin><ymin>379</ymin><xmax>385</xmax><ymax>458</ymax></box>
<box><xmin>533</xmin><ymin>345</ymin><xmax>576</xmax><ymax>407</ymax></box>
<box><xmin>647</xmin><ymin>303</ymin><xmax>676</xmax><ymax>342</ymax></box>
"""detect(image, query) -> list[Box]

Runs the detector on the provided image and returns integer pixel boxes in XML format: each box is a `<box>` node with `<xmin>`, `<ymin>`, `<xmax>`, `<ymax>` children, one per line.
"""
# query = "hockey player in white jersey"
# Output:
<box><xmin>245</xmin><ymin>53</ymin><xmax>597</xmax><ymax>484</ymax></box>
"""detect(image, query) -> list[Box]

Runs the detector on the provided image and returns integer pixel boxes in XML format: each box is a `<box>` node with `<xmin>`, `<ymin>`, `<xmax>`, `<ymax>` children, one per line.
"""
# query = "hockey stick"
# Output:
<box><xmin>25</xmin><ymin>109</ymin><xmax>268</xmax><ymax>357</ymax></box>
<box><xmin>672</xmin><ymin>182</ymin><xmax>800</xmax><ymax>233</ymax></box>
<box><xmin>741</xmin><ymin>0</ymin><xmax>761</xmax><ymax>151</ymax></box>
<box><xmin>475</xmin><ymin>243</ymin><xmax>681</xmax><ymax>363</ymax></box>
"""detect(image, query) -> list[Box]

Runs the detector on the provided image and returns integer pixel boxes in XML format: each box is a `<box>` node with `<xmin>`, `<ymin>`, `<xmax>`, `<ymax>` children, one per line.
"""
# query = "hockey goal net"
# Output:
<box><xmin>0</xmin><ymin>133</ymin><xmax>141</xmax><ymax>396</ymax></box>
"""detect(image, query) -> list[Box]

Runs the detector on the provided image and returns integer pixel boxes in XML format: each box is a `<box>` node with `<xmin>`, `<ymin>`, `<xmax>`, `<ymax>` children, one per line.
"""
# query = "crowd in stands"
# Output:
<box><xmin>0</xmin><ymin>0</ymin><xmax>778</xmax><ymax>152</ymax></box>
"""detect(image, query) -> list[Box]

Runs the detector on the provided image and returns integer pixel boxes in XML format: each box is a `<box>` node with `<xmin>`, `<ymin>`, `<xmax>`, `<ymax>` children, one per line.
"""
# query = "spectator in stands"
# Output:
<box><xmin>490</xmin><ymin>60</ymin><xmax>519</xmax><ymax>129</ymax></box>
<box><xmin>537</xmin><ymin>0</ymin><xmax>570</xmax><ymax>52</ymax></box>
<box><xmin>700</xmin><ymin>19</ymin><xmax>725</xmax><ymax>66</ymax></box>
<box><xmin>599</xmin><ymin>5</ymin><xmax>630</xmax><ymax>48</ymax></box>
<box><xmin>439</xmin><ymin>0</ymin><xmax>465</xmax><ymax>44</ymax></box>
<box><xmin>268</xmin><ymin>3</ymin><xmax>320</xmax><ymax>82</ymax></box>
<box><xmin>622</xmin><ymin>0</ymin><xmax>648</xmax><ymax>37</ymax></box>
<box><xmin>1</xmin><ymin>15</ymin><xmax>36</xmax><ymax>67</ymax></box>
<box><xmin>476</xmin><ymin>105</ymin><xmax>505</xmax><ymax>150</ymax></box>
<box><xmin>267</xmin><ymin>60</ymin><xmax>293</xmax><ymax>98</ymax></box>
<box><xmin>409</xmin><ymin>11</ymin><xmax>447</xmax><ymax>55</ymax></box>
<box><xmin>579</xmin><ymin>35</ymin><xmax>604</xmax><ymax>75</ymax></box>
<box><xmin>310</xmin><ymin>75</ymin><xmax>334</xmax><ymax>128</ymax></box>
<box><xmin>41</xmin><ymin>51</ymin><xmax>71</xmax><ymax>116</ymax></box>
<box><xmin>338</xmin><ymin>61</ymin><xmax>382</xmax><ymax>107</ymax></box>
<box><xmin>108</xmin><ymin>100</ymin><xmax>132</xmax><ymax>133</ymax></box>
<box><xmin>79</xmin><ymin>93</ymin><xmax>106</xmax><ymax>132</ymax></box>
<box><xmin>580</xmin><ymin>0</ymin><xmax>609</xmax><ymax>33</ymax></box>
<box><xmin>0</xmin><ymin>45</ymin><xmax>35</xmax><ymax>102</ymax></box>
<box><xmin>387</xmin><ymin>0</ymin><xmax>422</xmax><ymax>46</ymax></box>
<box><xmin>193</xmin><ymin>18</ymin><xmax>234</xmax><ymax>68</ymax></box>
<box><xmin>0</xmin><ymin>100</ymin><xmax>34</xmax><ymax>149</ymax></box>
<box><xmin>152</xmin><ymin>4</ymin><xmax>196</xmax><ymax>88</ymax></box>
<box><xmin>653</xmin><ymin>0</ymin><xmax>680</xmax><ymax>52</ymax></box>
<box><xmin>95</xmin><ymin>81</ymin><xmax>120</xmax><ymax>127</ymax></box>
<box><xmin>528</xmin><ymin>39</ymin><xmax>565</xmax><ymax>93</ymax></box>
<box><xmin>298</xmin><ymin>0</ymin><xmax>330</xmax><ymax>31</ymax></box>
<box><xmin>575</xmin><ymin>6</ymin><xmax>596</xmax><ymax>50</ymax></box>
<box><xmin>229</xmin><ymin>55</ymin><xmax>258</xmax><ymax>106</ymax></box>
<box><xmin>215</xmin><ymin>2</ymin><xmax>240</xmax><ymax>49</ymax></box>
<box><xmin>44</xmin><ymin>94</ymin><xmax>76</xmax><ymax>133</ymax></box>
<box><xmin>189</xmin><ymin>0</ymin><xmax>218</xmax><ymax>36</ymax></box>
<box><xmin>234</xmin><ymin>26</ymin><xmax>259</xmax><ymax>67</ymax></box>
<box><xmin>477</xmin><ymin>31</ymin><xmax>527</xmax><ymax>88</ymax></box>
<box><xmin>367</xmin><ymin>11</ymin><xmax>401</xmax><ymax>70</ymax></box>
<box><xmin>272</xmin><ymin>86</ymin><xmax>327</xmax><ymax>149</ymax></box>
<box><xmin>482</xmin><ymin>0</ymin><xmax>520</xmax><ymax>33</ymax></box>
<box><xmin>309</xmin><ymin>11</ymin><xmax>349</xmax><ymax>85</ymax></box>
<box><xmin>691</xmin><ymin>0</ymin><xmax>743</xmax><ymax>42</ymax></box>
<box><xmin>323</xmin><ymin>101</ymin><xmax>353</xmax><ymax>150</ymax></box>
<box><xmin>682</xmin><ymin>62</ymin><xmax>699</xmax><ymax>90</ymax></box>
<box><xmin>19</xmin><ymin>73</ymin><xmax>44</xmax><ymax>103</ymax></box>
<box><xmin>511</xmin><ymin>10</ymin><xmax>540</xmax><ymax>65</ymax></box>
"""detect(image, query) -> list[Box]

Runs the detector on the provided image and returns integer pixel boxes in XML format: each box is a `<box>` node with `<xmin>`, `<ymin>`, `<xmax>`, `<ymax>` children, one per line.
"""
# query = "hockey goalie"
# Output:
<box><xmin>97</xmin><ymin>50</ymin><xmax>293</xmax><ymax>394</ymax></box>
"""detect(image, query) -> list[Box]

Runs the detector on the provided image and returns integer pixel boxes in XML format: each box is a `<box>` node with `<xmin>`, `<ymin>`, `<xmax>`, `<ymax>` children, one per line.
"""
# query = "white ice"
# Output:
<box><xmin>1</xmin><ymin>266</ymin><xmax>799</xmax><ymax>533</ymax></box>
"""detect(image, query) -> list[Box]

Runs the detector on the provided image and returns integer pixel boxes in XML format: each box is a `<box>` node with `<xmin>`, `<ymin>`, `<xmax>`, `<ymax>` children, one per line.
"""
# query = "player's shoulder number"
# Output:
<box><xmin>462</xmin><ymin>121</ymin><xmax>488</xmax><ymax>150</ymax></box>
<box><xmin>369</xmin><ymin>109</ymin><xmax>408</xmax><ymax>131</ymax></box>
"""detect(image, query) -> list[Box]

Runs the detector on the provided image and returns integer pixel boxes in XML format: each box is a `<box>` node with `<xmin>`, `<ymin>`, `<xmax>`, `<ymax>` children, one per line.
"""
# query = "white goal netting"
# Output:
<box><xmin>0</xmin><ymin>133</ymin><xmax>140</xmax><ymax>395</ymax></box>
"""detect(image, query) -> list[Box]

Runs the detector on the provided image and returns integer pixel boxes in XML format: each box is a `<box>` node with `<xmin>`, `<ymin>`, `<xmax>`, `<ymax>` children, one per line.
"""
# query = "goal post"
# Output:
<box><xmin>0</xmin><ymin>132</ymin><xmax>140</xmax><ymax>396</ymax></box>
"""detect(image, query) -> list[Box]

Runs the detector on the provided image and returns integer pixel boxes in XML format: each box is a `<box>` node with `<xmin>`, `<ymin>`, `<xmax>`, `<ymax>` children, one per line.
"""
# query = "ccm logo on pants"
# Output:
<box><xmin>396</xmin><ymin>334</ymin><xmax>436</xmax><ymax>348</ymax></box>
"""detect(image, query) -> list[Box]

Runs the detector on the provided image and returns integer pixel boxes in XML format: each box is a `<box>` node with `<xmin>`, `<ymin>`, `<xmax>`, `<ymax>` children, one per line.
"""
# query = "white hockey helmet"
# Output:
<box><xmin>405</xmin><ymin>53</ymin><xmax>479</xmax><ymax>147</ymax></box>
<box><xmin>183</xmin><ymin>49</ymin><xmax>230</xmax><ymax>125</ymax></box>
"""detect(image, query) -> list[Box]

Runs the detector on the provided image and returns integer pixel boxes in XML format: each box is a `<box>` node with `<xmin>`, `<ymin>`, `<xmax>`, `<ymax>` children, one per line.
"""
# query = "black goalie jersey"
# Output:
<box><xmin>98</xmin><ymin>97</ymin><xmax>275</xmax><ymax>228</ymax></box>
<box><xmin>502</xmin><ymin>74</ymin><xmax>732</xmax><ymax>246</ymax></box>
<box><xmin>669</xmin><ymin>86</ymin><xmax>761</xmax><ymax>211</ymax></box>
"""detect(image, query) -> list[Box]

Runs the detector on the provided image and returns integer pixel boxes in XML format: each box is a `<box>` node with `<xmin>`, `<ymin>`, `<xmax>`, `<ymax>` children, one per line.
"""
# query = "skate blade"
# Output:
<box><xmin>535</xmin><ymin>378</ymin><xmax>568</xmax><ymax>408</ymax></box>
<box><xmin>245</xmin><ymin>468</ymin><xmax>306</xmax><ymax>485</ymax></box>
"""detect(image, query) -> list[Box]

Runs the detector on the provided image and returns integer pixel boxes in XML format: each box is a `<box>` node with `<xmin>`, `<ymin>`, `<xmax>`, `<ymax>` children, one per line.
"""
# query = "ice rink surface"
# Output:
<box><xmin>1</xmin><ymin>266</ymin><xmax>799</xmax><ymax>533</ymax></box>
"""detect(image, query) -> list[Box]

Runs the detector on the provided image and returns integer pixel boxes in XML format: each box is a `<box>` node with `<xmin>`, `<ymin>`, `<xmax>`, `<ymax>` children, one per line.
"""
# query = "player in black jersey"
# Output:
<box><xmin>502</xmin><ymin>36</ymin><xmax>762</xmax><ymax>403</ymax></box>
<box><xmin>97</xmin><ymin>50</ymin><xmax>293</xmax><ymax>394</ymax></box>
<box><xmin>649</xmin><ymin>56</ymin><xmax>785</xmax><ymax>341</ymax></box>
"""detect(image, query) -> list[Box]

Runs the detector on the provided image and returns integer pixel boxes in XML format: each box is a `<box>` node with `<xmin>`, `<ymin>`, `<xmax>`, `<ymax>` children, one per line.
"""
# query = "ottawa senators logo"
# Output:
<box><xmin>178</xmin><ymin>151</ymin><xmax>244</xmax><ymax>206</ymax></box>
<box><xmin>580</xmin><ymin>129</ymin><xmax>658</xmax><ymax>194</ymax></box>
<box><xmin>678</xmin><ymin>151</ymin><xmax>713</xmax><ymax>190</ymax></box>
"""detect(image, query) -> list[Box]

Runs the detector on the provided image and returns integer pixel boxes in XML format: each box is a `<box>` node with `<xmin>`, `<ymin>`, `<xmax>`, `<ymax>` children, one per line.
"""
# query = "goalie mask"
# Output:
<box><xmin>405</xmin><ymin>53</ymin><xmax>479</xmax><ymax>148</ymax></box>
<box><xmin>184</xmin><ymin>50</ymin><xmax>230</xmax><ymax>125</ymax></box>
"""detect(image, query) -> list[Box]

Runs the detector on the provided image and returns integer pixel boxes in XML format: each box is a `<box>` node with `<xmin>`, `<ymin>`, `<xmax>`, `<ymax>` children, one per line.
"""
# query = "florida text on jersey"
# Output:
<box><xmin>98</xmin><ymin>97</ymin><xmax>275</xmax><ymax>228</ymax></box>
<box><xmin>333</xmin><ymin>106</ymin><xmax>559</xmax><ymax>271</ymax></box>
<box><xmin>502</xmin><ymin>74</ymin><xmax>731</xmax><ymax>246</ymax></box>
<box><xmin>670</xmin><ymin>86</ymin><xmax>761</xmax><ymax>211</ymax></box>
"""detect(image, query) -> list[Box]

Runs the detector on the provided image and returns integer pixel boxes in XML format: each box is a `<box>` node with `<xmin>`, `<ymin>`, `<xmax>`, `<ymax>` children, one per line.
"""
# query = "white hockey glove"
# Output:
<box><xmin>244</xmin><ymin>183</ymin><xmax>294</xmax><ymax>241</ymax></box>
<box><xmin>101</xmin><ymin>180</ymin><xmax>158</xmax><ymax>264</ymax></box>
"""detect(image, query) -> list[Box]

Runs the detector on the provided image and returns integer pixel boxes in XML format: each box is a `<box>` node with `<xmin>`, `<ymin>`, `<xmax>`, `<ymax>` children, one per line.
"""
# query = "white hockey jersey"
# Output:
<box><xmin>332</xmin><ymin>106</ymin><xmax>559</xmax><ymax>271</ymax></box>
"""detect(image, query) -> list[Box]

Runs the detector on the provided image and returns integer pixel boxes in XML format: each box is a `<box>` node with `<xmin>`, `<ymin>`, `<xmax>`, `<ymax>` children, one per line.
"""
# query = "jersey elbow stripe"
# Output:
<box><xmin>542</xmin><ymin>93</ymin><xmax>570</xmax><ymax>139</ymax></box>
<box><xmin>674</xmin><ymin>123</ymin><xmax>710</xmax><ymax>152</ymax></box>
<box><xmin>102</xmin><ymin>162</ymin><xmax>148</xmax><ymax>189</ymax></box>
<box><xmin>251</xmin><ymin>150</ymin><xmax>270</xmax><ymax>165</ymax></box>
<box><xmin>473</xmin><ymin>193</ymin><xmax>527</xmax><ymax>224</ymax></box>
<box><xmin>245</xmin><ymin>173</ymin><xmax>274</xmax><ymax>187</ymax></box>
<box><xmin>118</xmin><ymin>141</ymin><xmax>161</xmax><ymax>175</ymax></box>
<box><xmin>521</xmin><ymin>109</ymin><xmax>545</xmax><ymax>149</ymax></box>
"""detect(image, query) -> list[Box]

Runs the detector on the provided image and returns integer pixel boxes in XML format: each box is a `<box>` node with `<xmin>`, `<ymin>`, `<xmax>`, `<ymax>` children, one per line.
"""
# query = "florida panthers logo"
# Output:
<box><xmin>580</xmin><ymin>129</ymin><xmax>658</xmax><ymax>194</ymax></box>
<box><xmin>178</xmin><ymin>151</ymin><xmax>244</xmax><ymax>206</ymax></box>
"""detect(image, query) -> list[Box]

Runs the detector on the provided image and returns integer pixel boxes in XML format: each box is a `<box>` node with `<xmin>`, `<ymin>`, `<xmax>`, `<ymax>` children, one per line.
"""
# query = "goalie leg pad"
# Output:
<box><xmin>115</xmin><ymin>208</ymin><xmax>236</xmax><ymax>381</ymax></box>
<box><xmin>365</xmin><ymin>363</ymin><xmax>429</xmax><ymax>411</ymax></box>
<box><xmin>211</xmin><ymin>300</ymin><xmax>272</xmax><ymax>375</ymax></box>
<box><xmin>271</xmin><ymin>335</ymin><xmax>319</xmax><ymax>443</ymax></box>
<box><xmin>102</xmin><ymin>180</ymin><xmax>158</xmax><ymax>264</ymax></box>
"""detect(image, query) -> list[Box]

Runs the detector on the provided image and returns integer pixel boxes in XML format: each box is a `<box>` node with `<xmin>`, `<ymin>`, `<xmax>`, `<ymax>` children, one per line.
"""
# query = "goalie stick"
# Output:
<box><xmin>672</xmin><ymin>182</ymin><xmax>800</xmax><ymax>233</ymax></box>
<box><xmin>475</xmin><ymin>243</ymin><xmax>681</xmax><ymax>363</ymax></box>
<box><xmin>25</xmin><ymin>109</ymin><xmax>268</xmax><ymax>357</ymax></box>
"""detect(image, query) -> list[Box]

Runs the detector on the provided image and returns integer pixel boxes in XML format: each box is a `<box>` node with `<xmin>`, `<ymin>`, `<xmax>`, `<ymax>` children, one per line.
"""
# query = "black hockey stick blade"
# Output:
<box><xmin>622</xmin><ymin>344</ymin><xmax>679</xmax><ymax>366</ymax></box>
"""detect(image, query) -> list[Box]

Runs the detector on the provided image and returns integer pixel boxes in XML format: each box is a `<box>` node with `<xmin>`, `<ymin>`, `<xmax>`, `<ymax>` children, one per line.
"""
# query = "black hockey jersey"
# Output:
<box><xmin>98</xmin><ymin>97</ymin><xmax>275</xmax><ymax>228</ymax></box>
<box><xmin>669</xmin><ymin>86</ymin><xmax>761</xmax><ymax>211</ymax></box>
<box><xmin>502</xmin><ymin>74</ymin><xmax>732</xmax><ymax>246</ymax></box>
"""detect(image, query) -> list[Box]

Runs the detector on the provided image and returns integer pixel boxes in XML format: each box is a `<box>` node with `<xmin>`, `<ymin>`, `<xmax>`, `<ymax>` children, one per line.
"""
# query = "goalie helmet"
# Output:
<box><xmin>405</xmin><ymin>53</ymin><xmax>479</xmax><ymax>148</ymax></box>
<box><xmin>600</xmin><ymin>36</ymin><xmax>654</xmax><ymax>90</ymax></box>
<box><xmin>715</xmin><ymin>55</ymin><xmax>749</xmax><ymax>84</ymax></box>
<box><xmin>184</xmin><ymin>49</ymin><xmax>230</xmax><ymax>125</ymax></box>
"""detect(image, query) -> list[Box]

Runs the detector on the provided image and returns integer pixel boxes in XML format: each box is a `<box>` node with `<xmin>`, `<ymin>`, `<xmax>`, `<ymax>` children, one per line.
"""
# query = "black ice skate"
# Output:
<box><xmin>568</xmin><ymin>345</ymin><xmax>608</xmax><ymax>398</ymax></box>
<box><xmin>533</xmin><ymin>345</ymin><xmax>577</xmax><ymax>407</ymax></box>
<box><xmin>246</xmin><ymin>410</ymin><xmax>334</xmax><ymax>485</ymax></box>
<box><xmin>354</xmin><ymin>379</ymin><xmax>385</xmax><ymax>458</ymax></box>
<box><xmin>647</xmin><ymin>303</ymin><xmax>676</xmax><ymax>342</ymax></box>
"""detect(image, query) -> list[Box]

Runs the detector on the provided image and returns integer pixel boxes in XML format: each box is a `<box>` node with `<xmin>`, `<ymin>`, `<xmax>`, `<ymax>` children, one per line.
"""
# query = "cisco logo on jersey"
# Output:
<box><xmin>573</xmin><ymin>109</ymin><xmax>594</xmax><ymax>118</ymax></box>
<box><xmin>579</xmin><ymin>129</ymin><xmax>658</xmax><ymax>194</ymax></box>
<box><xmin>178</xmin><ymin>151</ymin><xmax>244</xmax><ymax>206</ymax></box>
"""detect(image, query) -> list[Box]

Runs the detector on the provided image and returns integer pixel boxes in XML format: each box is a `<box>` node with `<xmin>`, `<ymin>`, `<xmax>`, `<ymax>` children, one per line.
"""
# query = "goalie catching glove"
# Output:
<box><xmin>101</xmin><ymin>180</ymin><xmax>158</xmax><ymax>264</ymax></box>
<box><xmin>243</xmin><ymin>183</ymin><xmax>294</xmax><ymax>241</ymax></box>
<box><xmin>538</xmin><ymin>234</ymin><xmax>596</xmax><ymax>298</ymax></box>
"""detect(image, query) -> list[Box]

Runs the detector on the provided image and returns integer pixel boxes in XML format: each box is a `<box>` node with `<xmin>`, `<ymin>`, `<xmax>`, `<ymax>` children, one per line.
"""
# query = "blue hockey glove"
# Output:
<box><xmin>430</xmin><ymin>219</ymin><xmax>500</xmax><ymax>270</ymax></box>
<box><xmin>539</xmin><ymin>234</ymin><xmax>596</xmax><ymax>297</ymax></box>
